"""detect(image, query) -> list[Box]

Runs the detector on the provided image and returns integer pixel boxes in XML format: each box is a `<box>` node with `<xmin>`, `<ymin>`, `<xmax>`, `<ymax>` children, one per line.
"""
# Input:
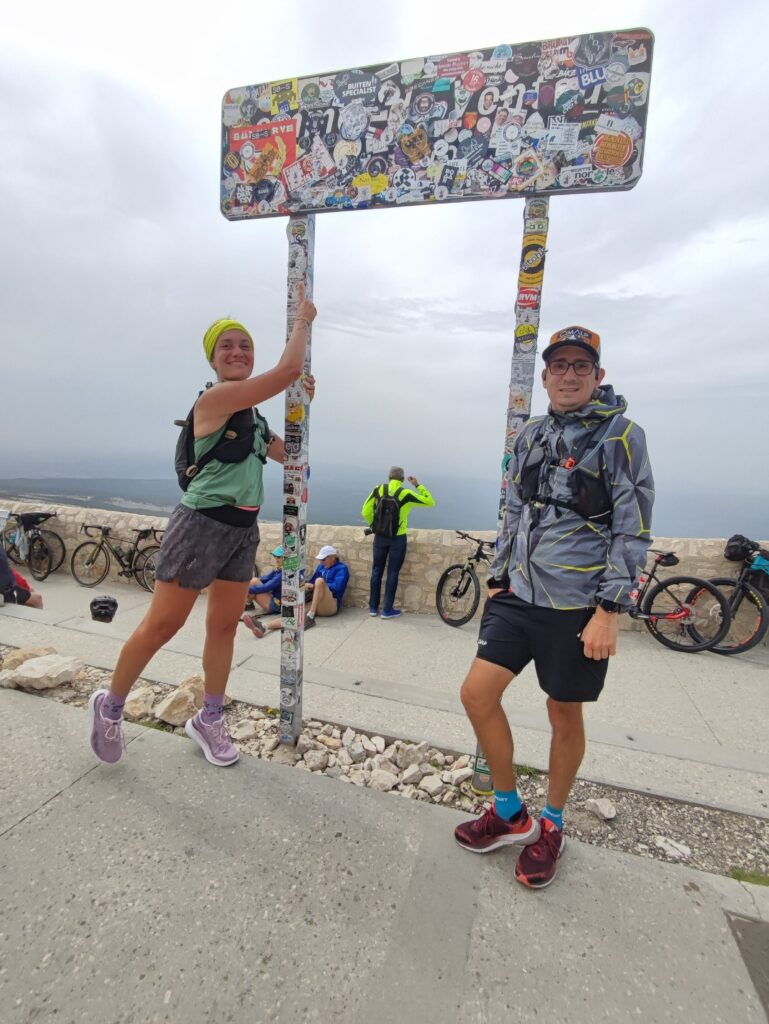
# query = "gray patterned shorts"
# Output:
<box><xmin>154</xmin><ymin>505</ymin><xmax>260</xmax><ymax>590</ymax></box>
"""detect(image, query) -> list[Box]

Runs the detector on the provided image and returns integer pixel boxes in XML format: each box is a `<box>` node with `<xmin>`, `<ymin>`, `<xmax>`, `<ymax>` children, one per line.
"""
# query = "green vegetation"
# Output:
<box><xmin>729</xmin><ymin>868</ymin><xmax>769</xmax><ymax>886</ymax></box>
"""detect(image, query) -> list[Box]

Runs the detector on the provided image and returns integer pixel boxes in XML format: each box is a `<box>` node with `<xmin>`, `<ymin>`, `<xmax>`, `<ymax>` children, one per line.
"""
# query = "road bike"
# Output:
<box><xmin>70</xmin><ymin>524</ymin><xmax>164</xmax><ymax>590</ymax></box>
<box><xmin>1</xmin><ymin>511</ymin><xmax>65</xmax><ymax>582</ymax></box>
<box><xmin>436</xmin><ymin>530</ymin><xmax>497</xmax><ymax>627</ymax></box>
<box><xmin>629</xmin><ymin>549</ymin><xmax>732</xmax><ymax>653</ymax></box>
<box><xmin>699</xmin><ymin>539</ymin><xmax>769</xmax><ymax>656</ymax></box>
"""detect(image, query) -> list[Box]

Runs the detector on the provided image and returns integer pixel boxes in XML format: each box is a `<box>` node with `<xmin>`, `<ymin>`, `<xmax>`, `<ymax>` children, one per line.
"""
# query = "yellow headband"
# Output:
<box><xmin>203</xmin><ymin>319</ymin><xmax>252</xmax><ymax>362</ymax></box>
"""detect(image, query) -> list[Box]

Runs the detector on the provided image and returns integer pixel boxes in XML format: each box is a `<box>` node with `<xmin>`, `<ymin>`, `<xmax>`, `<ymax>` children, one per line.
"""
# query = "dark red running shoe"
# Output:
<box><xmin>514</xmin><ymin>817</ymin><xmax>565</xmax><ymax>888</ymax></box>
<box><xmin>454</xmin><ymin>803</ymin><xmax>540</xmax><ymax>853</ymax></box>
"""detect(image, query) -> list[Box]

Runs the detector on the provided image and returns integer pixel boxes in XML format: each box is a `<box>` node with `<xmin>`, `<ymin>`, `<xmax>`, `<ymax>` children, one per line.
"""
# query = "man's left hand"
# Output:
<box><xmin>581</xmin><ymin>608</ymin><xmax>619</xmax><ymax>660</ymax></box>
<box><xmin>303</xmin><ymin>374</ymin><xmax>316</xmax><ymax>402</ymax></box>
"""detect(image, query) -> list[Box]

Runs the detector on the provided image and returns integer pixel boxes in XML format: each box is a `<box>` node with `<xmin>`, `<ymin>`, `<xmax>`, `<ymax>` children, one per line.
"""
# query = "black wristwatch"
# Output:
<box><xmin>596</xmin><ymin>598</ymin><xmax>623</xmax><ymax>614</ymax></box>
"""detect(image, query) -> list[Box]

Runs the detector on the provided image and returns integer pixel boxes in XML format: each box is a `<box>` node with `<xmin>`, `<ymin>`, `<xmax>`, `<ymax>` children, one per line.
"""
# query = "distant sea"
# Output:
<box><xmin>0</xmin><ymin>472</ymin><xmax>764</xmax><ymax>540</ymax></box>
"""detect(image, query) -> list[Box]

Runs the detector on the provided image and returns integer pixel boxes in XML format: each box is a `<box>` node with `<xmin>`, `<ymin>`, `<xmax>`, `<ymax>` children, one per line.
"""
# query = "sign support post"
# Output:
<box><xmin>278</xmin><ymin>214</ymin><xmax>316</xmax><ymax>745</ymax></box>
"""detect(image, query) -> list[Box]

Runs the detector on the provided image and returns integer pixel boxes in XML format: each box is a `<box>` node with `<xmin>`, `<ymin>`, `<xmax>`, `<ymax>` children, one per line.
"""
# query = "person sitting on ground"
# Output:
<box><xmin>303</xmin><ymin>545</ymin><xmax>349</xmax><ymax>629</ymax></box>
<box><xmin>242</xmin><ymin>544</ymin><xmax>349</xmax><ymax>637</ymax></box>
<box><xmin>246</xmin><ymin>546</ymin><xmax>284</xmax><ymax>615</ymax></box>
<box><xmin>0</xmin><ymin>547</ymin><xmax>44</xmax><ymax>609</ymax></box>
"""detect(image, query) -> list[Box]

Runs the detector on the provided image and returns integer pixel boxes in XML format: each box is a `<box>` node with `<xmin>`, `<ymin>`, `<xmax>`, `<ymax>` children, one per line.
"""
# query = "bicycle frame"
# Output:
<box><xmin>80</xmin><ymin>526</ymin><xmax>163</xmax><ymax>577</ymax></box>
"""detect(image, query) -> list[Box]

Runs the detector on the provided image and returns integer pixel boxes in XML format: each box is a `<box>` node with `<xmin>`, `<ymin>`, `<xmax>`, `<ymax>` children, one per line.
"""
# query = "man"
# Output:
<box><xmin>362</xmin><ymin>467</ymin><xmax>435</xmax><ymax>619</ymax></box>
<box><xmin>243</xmin><ymin>544</ymin><xmax>349</xmax><ymax>637</ymax></box>
<box><xmin>303</xmin><ymin>545</ymin><xmax>350</xmax><ymax>629</ymax></box>
<box><xmin>454</xmin><ymin>326</ymin><xmax>654</xmax><ymax>889</ymax></box>
<box><xmin>247</xmin><ymin>546</ymin><xmax>284</xmax><ymax>612</ymax></box>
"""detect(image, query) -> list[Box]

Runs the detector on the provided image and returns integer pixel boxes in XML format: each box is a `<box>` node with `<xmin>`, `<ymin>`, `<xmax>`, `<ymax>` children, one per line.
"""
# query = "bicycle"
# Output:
<box><xmin>70</xmin><ymin>525</ymin><xmax>164</xmax><ymax>590</ymax></box>
<box><xmin>1</xmin><ymin>511</ymin><xmax>65</xmax><ymax>582</ymax></box>
<box><xmin>699</xmin><ymin>536</ymin><xmax>769</xmax><ymax>656</ymax></box>
<box><xmin>629</xmin><ymin>549</ymin><xmax>732</xmax><ymax>653</ymax></box>
<box><xmin>436</xmin><ymin>530</ymin><xmax>497</xmax><ymax>627</ymax></box>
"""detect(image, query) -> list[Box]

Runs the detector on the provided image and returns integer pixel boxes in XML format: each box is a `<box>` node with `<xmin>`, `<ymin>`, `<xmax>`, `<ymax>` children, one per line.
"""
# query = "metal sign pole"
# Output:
<box><xmin>278</xmin><ymin>213</ymin><xmax>316</xmax><ymax>745</ymax></box>
<box><xmin>471</xmin><ymin>195</ymin><xmax>551</xmax><ymax>796</ymax></box>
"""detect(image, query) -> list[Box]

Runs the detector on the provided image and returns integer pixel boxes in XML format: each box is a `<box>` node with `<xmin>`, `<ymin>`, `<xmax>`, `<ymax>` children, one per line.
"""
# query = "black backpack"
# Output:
<box><xmin>174</xmin><ymin>397</ymin><xmax>271</xmax><ymax>491</ymax></box>
<box><xmin>371</xmin><ymin>483</ymin><xmax>403</xmax><ymax>538</ymax></box>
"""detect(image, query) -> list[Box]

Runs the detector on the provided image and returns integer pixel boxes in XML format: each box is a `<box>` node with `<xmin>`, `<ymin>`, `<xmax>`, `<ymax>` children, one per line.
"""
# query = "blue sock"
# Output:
<box><xmin>201</xmin><ymin>693</ymin><xmax>225</xmax><ymax>724</ymax></box>
<box><xmin>494</xmin><ymin>789</ymin><xmax>523</xmax><ymax>821</ymax></box>
<box><xmin>541</xmin><ymin>804</ymin><xmax>564</xmax><ymax>830</ymax></box>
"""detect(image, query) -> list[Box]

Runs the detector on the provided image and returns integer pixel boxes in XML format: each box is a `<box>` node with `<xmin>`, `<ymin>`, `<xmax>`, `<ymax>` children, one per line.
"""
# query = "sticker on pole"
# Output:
<box><xmin>221</xmin><ymin>28</ymin><xmax>654</xmax><ymax>220</ymax></box>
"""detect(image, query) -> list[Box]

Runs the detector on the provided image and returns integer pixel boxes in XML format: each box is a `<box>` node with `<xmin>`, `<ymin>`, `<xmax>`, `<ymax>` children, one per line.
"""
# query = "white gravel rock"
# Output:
<box><xmin>371</xmin><ymin>735</ymin><xmax>386</xmax><ymax>754</ymax></box>
<box><xmin>304</xmin><ymin>749</ymin><xmax>330</xmax><ymax>772</ymax></box>
<box><xmin>123</xmin><ymin>686</ymin><xmax>156</xmax><ymax>721</ymax></box>
<box><xmin>361</xmin><ymin>735</ymin><xmax>377</xmax><ymax>756</ymax></box>
<box><xmin>349</xmin><ymin>743</ymin><xmax>366</xmax><ymax>764</ymax></box>
<box><xmin>400</xmin><ymin>764</ymin><xmax>424</xmax><ymax>787</ymax></box>
<box><xmin>0</xmin><ymin>654</ymin><xmax>84</xmax><ymax>691</ymax></box>
<box><xmin>342</xmin><ymin>727</ymin><xmax>357</xmax><ymax>747</ymax></box>
<box><xmin>369</xmin><ymin>770</ymin><xmax>398</xmax><ymax>792</ymax></box>
<box><xmin>372</xmin><ymin>755</ymin><xmax>398</xmax><ymax>775</ymax></box>
<box><xmin>230</xmin><ymin>719</ymin><xmax>258</xmax><ymax>741</ymax></box>
<box><xmin>450</xmin><ymin>768</ymin><xmax>474</xmax><ymax>786</ymax></box>
<box><xmin>419</xmin><ymin>775</ymin><xmax>446</xmax><ymax>798</ymax></box>
<box><xmin>395</xmin><ymin>741</ymin><xmax>431</xmax><ymax>770</ymax></box>
<box><xmin>337</xmin><ymin>748</ymin><xmax>353</xmax><ymax>767</ymax></box>
<box><xmin>654</xmin><ymin>836</ymin><xmax>691</xmax><ymax>860</ymax></box>
<box><xmin>584</xmin><ymin>797</ymin><xmax>617</xmax><ymax>821</ymax></box>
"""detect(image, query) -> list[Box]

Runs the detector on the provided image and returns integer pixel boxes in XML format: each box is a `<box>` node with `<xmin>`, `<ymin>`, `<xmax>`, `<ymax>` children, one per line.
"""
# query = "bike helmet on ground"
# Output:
<box><xmin>90</xmin><ymin>595</ymin><xmax>118</xmax><ymax>623</ymax></box>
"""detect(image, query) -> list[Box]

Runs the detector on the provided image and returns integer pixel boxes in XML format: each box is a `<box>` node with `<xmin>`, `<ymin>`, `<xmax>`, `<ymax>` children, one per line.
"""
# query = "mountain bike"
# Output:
<box><xmin>436</xmin><ymin>530</ymin><xmax>496</xmax><ymax>627</ymax></box>
<box><xmin>1</xmin><ymin>511</ymin><xmax>64</xmax><ymax>582</ymax></box>
<box><xmin>629</xmin><ymin>549</ymin><xmax>732</xmax><ymax>653</ymax></box>
<box><xmin>699</xmin><ymin>539</ymin><xmax>769</xmax><ymax>655</ymax></box>
<box><xmin>70</xmin><ymin>524</ymin><xmax>164</xmax><ymax>590</ymax></box>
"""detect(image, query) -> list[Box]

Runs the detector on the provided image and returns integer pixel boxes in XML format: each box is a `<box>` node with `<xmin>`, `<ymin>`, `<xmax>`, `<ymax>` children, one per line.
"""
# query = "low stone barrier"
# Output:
<box><xmin>2</xmin><ymin>499</ymin><xmax>765</xmax><ymax>630</ymax></box>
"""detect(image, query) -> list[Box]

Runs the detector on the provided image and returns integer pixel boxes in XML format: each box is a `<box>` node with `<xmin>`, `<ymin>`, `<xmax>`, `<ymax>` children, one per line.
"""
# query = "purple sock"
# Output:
<box><xmin>201</xmin><ymin>693</ymin><xmax>225</xmax><ymax>724</ymax></box>
<box><xmin>102</xmin><ymin>692</ymin><xmax>126</xmax><ymax>721</ymax></box>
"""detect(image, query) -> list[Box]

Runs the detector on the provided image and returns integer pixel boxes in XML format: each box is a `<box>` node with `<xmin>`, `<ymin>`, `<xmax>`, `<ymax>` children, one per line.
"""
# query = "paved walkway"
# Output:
<box><xmin>1</xmin><ymin>689</ymin><xmax>768</xmax><ymax>1024</ymax></box>
<box><xmin>2</xmin><ymin>574</ymin><xmax>768</xmax><ymax>817</ymax></box>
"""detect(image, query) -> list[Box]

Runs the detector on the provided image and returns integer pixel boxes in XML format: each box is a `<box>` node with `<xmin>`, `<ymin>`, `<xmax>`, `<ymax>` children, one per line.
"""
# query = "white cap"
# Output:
<box><xmin>315</xmin><ymin>545</ymin><xmax>338</xmax><ymax>559</ymax></box>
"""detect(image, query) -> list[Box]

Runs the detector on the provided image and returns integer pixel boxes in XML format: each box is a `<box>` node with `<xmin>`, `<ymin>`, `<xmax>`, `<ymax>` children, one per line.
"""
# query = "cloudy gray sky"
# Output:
<box><xmin>2</xmin><ymin>0</ymin><xmax>768</xmax><ymax>535</ymax></box>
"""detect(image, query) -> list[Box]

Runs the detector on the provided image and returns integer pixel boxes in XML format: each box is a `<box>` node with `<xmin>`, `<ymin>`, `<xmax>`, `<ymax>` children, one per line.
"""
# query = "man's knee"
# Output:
<box><xmin>547</xmin><ymin>698</ymin><xmax>584</xmax><ymax>734</ymax></box>
<box><xmin>460</xmin><ymin>662</ymin><xmax>510</xmax><ymax>719</ymax></box>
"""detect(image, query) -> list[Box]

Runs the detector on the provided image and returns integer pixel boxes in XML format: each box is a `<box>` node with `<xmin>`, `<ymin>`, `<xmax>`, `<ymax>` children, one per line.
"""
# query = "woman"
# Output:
<box><xmin>89</xmin><ymin>284</ymin><xmax>317</xmax><ymax>767</ymax></box>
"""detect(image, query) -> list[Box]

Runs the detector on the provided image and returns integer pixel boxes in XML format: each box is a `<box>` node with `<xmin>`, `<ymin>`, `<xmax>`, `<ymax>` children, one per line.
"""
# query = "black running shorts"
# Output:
<box><xmin>476</xmin><ymin>591</ymin><xmax>608</xmax><ymax>702</ymax></box>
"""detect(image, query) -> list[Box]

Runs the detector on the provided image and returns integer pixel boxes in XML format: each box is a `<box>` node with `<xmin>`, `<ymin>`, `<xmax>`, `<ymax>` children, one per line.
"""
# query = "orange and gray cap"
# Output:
<box><xmin>542</xmin><ymin>325</ymin><xmax>601</xmax><ymax>364</ymax></box>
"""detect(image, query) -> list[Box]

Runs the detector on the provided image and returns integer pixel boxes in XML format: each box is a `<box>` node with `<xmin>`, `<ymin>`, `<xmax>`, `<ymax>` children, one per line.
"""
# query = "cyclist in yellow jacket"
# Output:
<box><xmin>361</xmin><ymin>467</ymin><xmax>435</xmax><ymax>619</ymax></box>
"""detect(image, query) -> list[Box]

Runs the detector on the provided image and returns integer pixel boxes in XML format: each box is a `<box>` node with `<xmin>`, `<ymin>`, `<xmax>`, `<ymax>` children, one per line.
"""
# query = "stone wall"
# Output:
<box><xmin>3</xmin><ymin>500</ymin><xmax>766</xmax><ymax>628</ymax></box>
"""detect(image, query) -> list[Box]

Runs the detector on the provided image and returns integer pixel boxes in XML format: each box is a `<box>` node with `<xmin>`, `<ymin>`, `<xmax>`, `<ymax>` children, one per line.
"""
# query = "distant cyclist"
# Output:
<box><xmin>454</xmin><ymin>326</ymin><xmax>654</xmax><ymax>888</ymax></box>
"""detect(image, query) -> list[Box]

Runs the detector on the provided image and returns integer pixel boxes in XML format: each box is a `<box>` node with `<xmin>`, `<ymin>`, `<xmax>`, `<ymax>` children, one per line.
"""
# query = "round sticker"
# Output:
<box><xmin>592</xmin><ymin>132</ymin><xmax>633</xmax><ymax>168</ymax></box>
<box><xmin>301</xmin><ymin>82</ymin><xmax>320</xmax><ymax>104</ymax></box>
<box><xmin>339</xmin><ymin>102</ymin><xmax>369</xmax><ymax>141</ymax></box>
<box><xmin>367</xmin><ymin>156</ymin><xmax>388</xmax><ymax>177</ymax></box>
<box><xmin>462</xmin><ymin>69</ymin><xmax>486</xmax><ymax>92</ymax></box>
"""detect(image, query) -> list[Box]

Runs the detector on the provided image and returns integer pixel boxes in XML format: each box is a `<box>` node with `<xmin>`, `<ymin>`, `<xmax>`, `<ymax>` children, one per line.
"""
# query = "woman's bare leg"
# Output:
<box><xmin>109</xmin><ymin>581</ymin><xmax>199</xmax><ymax>698</ymax></box>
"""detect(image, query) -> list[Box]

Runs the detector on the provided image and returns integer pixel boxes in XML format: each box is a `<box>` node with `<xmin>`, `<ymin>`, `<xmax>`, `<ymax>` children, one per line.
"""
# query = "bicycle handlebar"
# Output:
<box><xmin>455</xmin><ymin>529</ymin><xmax>495</xmax><ymax>549</ymax></box>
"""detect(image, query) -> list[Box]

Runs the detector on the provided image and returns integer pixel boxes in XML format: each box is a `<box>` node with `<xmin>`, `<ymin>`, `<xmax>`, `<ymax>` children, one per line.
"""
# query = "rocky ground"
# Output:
<box><xmin>2</xmin><ymin>644</ymin><xmax>767</xmax><ymax>883</ymax></box>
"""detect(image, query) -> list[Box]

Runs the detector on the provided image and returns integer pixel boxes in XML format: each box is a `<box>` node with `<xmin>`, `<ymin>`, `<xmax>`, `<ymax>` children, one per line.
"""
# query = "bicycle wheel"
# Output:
<box><xmin>142</xmin><ymin>550</ymin><xmax>158</xmax><ymax>593</ymax></box>
<box><xmin>3</xmin><ymin>522</ymin><xmax>23</xmax><ymax>564</ymax></box>
<box><xmin>70</xmin><ymin>541</ymin><xmax>110</xmax><ymax>587</ymax></box>
<box><xmin>133</xmin><ymin>545</ymin><xmax>160</xmax><ymax>591</ymax></box>
<box><xmin>436</xmin><ymin>564</ymin><xmax>480</xmax><ymax>627</ymax></box>
<box><xmin>27</xmin><ymin>536</ymin><xmax>53</xmax><ymax>581</ymax></box>
<box><xmin>705</xmin><ymin>578</ymin><xmax>769</xmax><ymax>656</ymax></box>
<box><xmin>642</xmin><ymin>575</ymin><xmax>731</xmax><ymax>653</ymax></box>
<box><xmin>40</xmin><ymin>529</ymin><xmax>66</xmax><ymax>572</ymax></box>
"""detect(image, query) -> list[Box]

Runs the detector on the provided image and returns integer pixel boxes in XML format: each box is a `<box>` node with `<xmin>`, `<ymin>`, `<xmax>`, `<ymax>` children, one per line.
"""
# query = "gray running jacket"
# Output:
<box><xmin>489</xmin><ymin>386</ymin><xmax>655</xmax><ymax>610</ymax></box>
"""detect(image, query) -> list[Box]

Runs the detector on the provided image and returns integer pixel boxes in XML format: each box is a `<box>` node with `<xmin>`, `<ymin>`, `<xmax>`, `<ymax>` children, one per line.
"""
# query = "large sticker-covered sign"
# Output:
<box><xmin>221</xmin><ymin>28</ymin><xmax>653</xmax><ymax>220</ymax></box>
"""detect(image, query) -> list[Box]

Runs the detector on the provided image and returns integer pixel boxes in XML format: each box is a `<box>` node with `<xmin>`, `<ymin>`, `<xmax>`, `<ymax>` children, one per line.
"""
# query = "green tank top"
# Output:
<box><xmin>181</xmin><ymin>418</ymin><xmax>269</xmax><ymax>511</ymax></box>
